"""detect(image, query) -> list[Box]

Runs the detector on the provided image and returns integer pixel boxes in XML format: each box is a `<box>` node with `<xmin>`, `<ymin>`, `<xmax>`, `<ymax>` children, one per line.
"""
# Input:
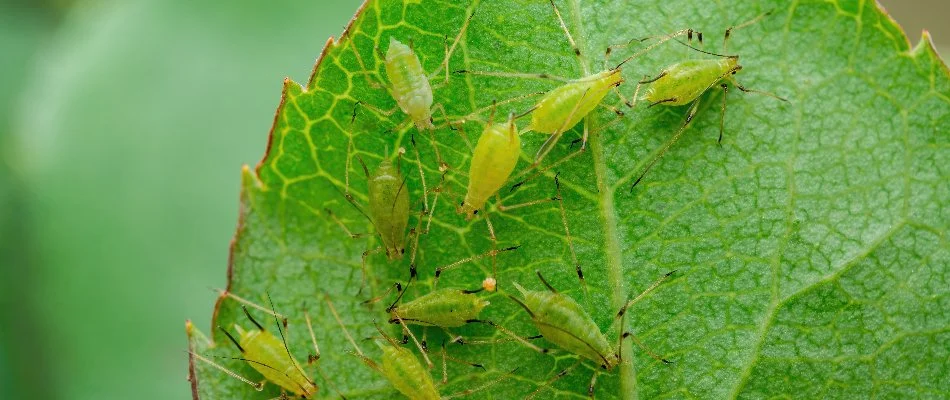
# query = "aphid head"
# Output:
<box><xmin>386</xmin><ymin>37</ymin><xmax>413</xmax><ymax>61</ymax></box>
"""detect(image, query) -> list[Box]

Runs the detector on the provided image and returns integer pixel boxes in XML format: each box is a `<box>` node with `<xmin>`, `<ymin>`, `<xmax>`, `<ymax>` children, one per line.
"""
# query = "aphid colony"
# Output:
<box><xmin>191</xmin><ymin>1</ymin><xmax>788</xmax><ymax>398</ymax></box>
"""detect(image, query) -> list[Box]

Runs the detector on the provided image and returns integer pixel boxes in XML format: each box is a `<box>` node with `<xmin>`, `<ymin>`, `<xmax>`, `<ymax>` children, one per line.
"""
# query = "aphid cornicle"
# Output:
<box><xmin>508</xmin><ymin>271</ymin><xmax>675</xmax><ymax>397</ymax></box>
<box><xmin>629</xmin><ymin>12</ymin><xmax>788</xmax><ymax>188</ymax></box>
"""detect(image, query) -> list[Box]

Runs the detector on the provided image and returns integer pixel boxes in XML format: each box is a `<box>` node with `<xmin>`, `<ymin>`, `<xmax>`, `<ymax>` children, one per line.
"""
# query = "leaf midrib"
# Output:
<box><xmin>564</xmin><ymin>0</ymin><xmax>637</xmax><ymax>398</ymax></box>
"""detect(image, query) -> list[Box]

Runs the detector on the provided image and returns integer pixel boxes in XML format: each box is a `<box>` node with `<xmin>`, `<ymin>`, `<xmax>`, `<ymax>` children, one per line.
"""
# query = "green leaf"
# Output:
<box><xmin>189</xmin><ymin>0</ymin><xmax>950</xmax><ymax>398</ymax></box>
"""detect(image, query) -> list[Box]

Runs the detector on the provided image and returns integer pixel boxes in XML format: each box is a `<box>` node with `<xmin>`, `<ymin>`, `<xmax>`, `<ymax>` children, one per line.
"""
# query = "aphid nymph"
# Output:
<box><xmin>508</xmin><ymin>271</ymin><xmax>675</xmax><ymax>397</ymax></box>
<box><xmin>628</xmin><ymin>12</ymin><xmax>789</xmax><ymax>188</ymax></box>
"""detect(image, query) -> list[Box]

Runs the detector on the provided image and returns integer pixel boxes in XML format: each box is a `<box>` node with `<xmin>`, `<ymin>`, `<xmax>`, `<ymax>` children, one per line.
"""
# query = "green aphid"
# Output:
<box><xmin>326</xmin><ymin>295</ymin><xmax>513</xmax><ymax>400</ymax></box>
<box><xmin>365</xmin><ymin>158</ymin><xmax>411</xmax><ymax>260</ymax></box>
<box><xmin>388</xmin><ymin>287</ymin><xmax>490</xmax><ymax>328</ymax></box>
<box><xmin>190</xmin><ymin>292</ymin><xmax>325</xmax><ymax>399</ymax></box>
<box><xmin>508</xmin><ymin>271</ymin><xmax>675</xmax><ymax>397</ymax></box>
<box><xmin>329</xmin><ymin>153</ymin><xmax>415</xmax><ymax>292</ymax></box>
<box><xmin>629</xmin><ymin>11</ymin><xmax>789</xmax><ymax>188</ymax></box>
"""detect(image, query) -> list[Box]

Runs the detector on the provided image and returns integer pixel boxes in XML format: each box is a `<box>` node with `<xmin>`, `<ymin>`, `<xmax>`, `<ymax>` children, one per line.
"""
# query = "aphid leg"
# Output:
<box><xmin>614</xmin><ymin>271</ymin><xmax>676</xmax><ymax>364</ymax></box>
<box><xmin>630</xmin><ymin>97</ymin><xmax>702</xmax><ymax>189</ymax></box>
<box><xmin>723</xmin><ymin>11</ymin><xmax>772</xmax><ymax>53</ymax></box>
<box><xmin>325</xmin><ymin>294</ymin><xmax>384</xmax><ymax>372</ymax></box>
<box><xmin>428</xmin><ymin>5</ymin><xmax>478</xmax><ymax>85</ymax></box>
<box><xmin>302</xmin><ymin>310</ymin><xmax>321</xmax><ymax>364</ymax></box>
<box><xmin>189</xmin><ymin>351</ymin><xmax>265</xmax><ymax>391</ymax></box>
<box><xmin>482</xmin><ymin>214</ymin><xmax>499</xmax><ymax>281</ymax></box>
<box><xmin>352</xmin><ymin>99</ymin><xmax>399</xmax><ymax>122</ymax></box>
<box><xmin>620</xmin><ymin>331</ymin><xmax>671</xmax><ymax>364</ymax></box>
<box><xmin>324</xmin><ymin>208</ymin><xmax>371</xmax><ymax>239</ymax></box>
<box><xmin>526</xmin><ymin>358</ymin><xmax>583</xmax><ymax>400</ymax></box>
<box><xmin>394</xmin><ymin>315</ymin><xmax>434</xmax><ymax>368</ymax></box>
<box><xmin>547</xmin><ymin>0</ymin><xmax>589</xmax><ymax>74</ymax></box>
<box><xmin>727</xmin><ymin>76</ymin><xmax>789</xmax><ymax>102</ymax></box>
<box><xmin>427</xmin><ymin>103</ymin><xmax>451</xmax><ymax>171</ymax></box>
<box><xmin>362</xmin><ymin>281</ymin><xmax>401</xmax><ymax>306</ymax></box>
<box><xmin>453</xmin><ymin>69</ymin><xmax>573</xmax><ymax>82</ymax></box>
<box><xmin>357</xmin><ymin>247</ymin><xmax>387</xmax><ymax>295</ymax></box>
<box><xmin>348</xmin><ymin>39</ymin><xmax>385</xmax><ymax>90</ymax></box>
<box><xmin>719</xmin><ymin>83</ymin><xmax>729</xmax><ymax>146</ymax></box>
<box><xmin>588</xmin><ymin>369</ymin><xmax>599</xmax><ymax>398</ymax></box>
<box><xmin>552</xmin><ymin>173</ymin><xmax>586</xmax><ymax>294</ymax></box>
<box><xmin>215</xmin><ymin>289</ymin><xmax>288</xmax><ymax>322</ymax></box>
<box><xmin>437</xmin><ymin>338</ymin><xmax>486</xmax><ymax>386</ymax></box>
<box><xmin>433</xmin><ymin>245</ymin><xmax>519</xmax><ymax>286</ymax></box>
<box><xmin>442</xmin><ymin>368</ymin><xmax>519</xmax><ymax>400</ymax></box>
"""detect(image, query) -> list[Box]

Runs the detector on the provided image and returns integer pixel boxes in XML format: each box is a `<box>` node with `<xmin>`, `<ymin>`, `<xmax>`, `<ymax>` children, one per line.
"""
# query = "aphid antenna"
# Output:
<box><xmin>263</xmin><ymin>293</ymin><xmax>313</xmax><ymax>387</ymax></box>
<box><xmin>189</xmin><ymin>351</ymin><xmax>265</xmax><ymax>392</ymax></box>
<box><xmin>214</xmin><ymin>288</ymin><xmax>288</xmax><ymax>322</ymax></box>
<box><xmin>534</xmin><ymin>270</ymin><xmax>559</xmax><ymax>293</ymax></box>
<box><xmin>613</xmin><ymin>28</ymin><xmax>698</xmax><ymax>70</ymax></box>
<box><xmin>670</xmin><ymin>38</ymin><xmax>737</xmax><ymax>59</ymax></box>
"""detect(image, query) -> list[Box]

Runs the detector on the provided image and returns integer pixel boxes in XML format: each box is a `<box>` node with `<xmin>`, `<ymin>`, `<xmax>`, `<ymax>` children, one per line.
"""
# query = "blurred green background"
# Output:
<box><xmin>0</xmin><ymin>0</ymin><xmax>944</xmax><ymax>399</ymax></box>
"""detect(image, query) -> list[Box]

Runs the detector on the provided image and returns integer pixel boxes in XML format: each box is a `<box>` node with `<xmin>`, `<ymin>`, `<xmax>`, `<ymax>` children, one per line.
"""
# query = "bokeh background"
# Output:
<box><xmin>0</xmin><ymin>0</ymin><xmax>944</xmax><ymax>399</ymax></box>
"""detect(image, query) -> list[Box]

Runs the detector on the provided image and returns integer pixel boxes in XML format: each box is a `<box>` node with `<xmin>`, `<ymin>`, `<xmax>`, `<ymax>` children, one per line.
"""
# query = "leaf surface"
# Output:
<box><xmin>189</xmin><ymin>0</ymin><xmax>950</xmax><ymax>398</ymax></box>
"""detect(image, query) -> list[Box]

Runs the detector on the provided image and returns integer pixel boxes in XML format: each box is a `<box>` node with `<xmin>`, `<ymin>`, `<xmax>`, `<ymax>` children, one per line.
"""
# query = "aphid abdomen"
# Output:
<box><xmin>368</xmin><ymin>160</ymin><xmax>410</xmax><ymax>259</ymax></box>
<box><xmin>645</xmin><ymin>58</ymin><xmax>737</xmax><ymax>106</ymax></box>
<box><xmin>528</xmin><ymin>70</ymin><xmax>622</xmax><ymax>134</ymax></box>
<box><xmin>239</xmin><ymin>329</ymin><xmax>316</xmax><ymax>397</ymax></box>
<box><xmin>460</xmin><ymin>122</ymin><xmax>521</xmax><ymax>216</ymax></box>
<box><xmin>393</xmin><ymin>288</ymin><xmax>489</xmax><ymax>327</ymax></box>
<box><xmin>385</xmin><ymin>38</ymin><xmax>434</xmax><ymax>130</ymax></box>
<box><xmin>380</xmin><ymin>345</ymin><xmax>440</xmax><ymax>400</ymax></box>
<box><xmin>516</xmin><ymin>286</ymin><xmax>613</xmax><ymax>368</ymax></box>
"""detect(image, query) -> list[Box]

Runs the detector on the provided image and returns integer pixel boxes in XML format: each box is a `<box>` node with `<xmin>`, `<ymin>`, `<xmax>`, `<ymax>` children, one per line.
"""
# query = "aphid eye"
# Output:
<box><xmin>400</xmin><ymin>248</ymin><xmax>406</xmax><ymax>254</ymax></box>
<box><xmin>460</xmin><ymin>201</ymin><xmax>465</xmax><ymax>207</ymax></box>
<box><xmin>472</xmin><ymin>210</ymin><xmax>478</xmax><ymax>215</ymax></box>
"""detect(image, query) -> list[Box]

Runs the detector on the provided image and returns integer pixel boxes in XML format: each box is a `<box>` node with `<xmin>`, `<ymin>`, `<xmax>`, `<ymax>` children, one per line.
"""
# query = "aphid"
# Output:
<box><xmin>458</xmin><ymin>0</ymin><xmax>697</xmax><ymax>174</ymax></box>
<box><xmin>327</xmin><ymin>150</ymin><xmax>422</xmax><ymax>292</ymax></box>
<box><xmin>629</xmin><ymin>12</ymin><xmax>788</xmax><ymax>188</ymax></box>
<box><xmin>456</xmin><ymin>111</ymin><xmax>525</xmax><ymax>219</ymax></box>
<box><xmin>508</xmin><ymin>271</ymin><xmax>675</xmax><ymax>397</ymax></box>
<box><xmin>325</xmin><ymin>295</ymin><xmax>515</xmax><ymax>399</ymax></box>
<box><xmin>350</xmin><ymin>8</ymin><xmax>478</xmax><ymax>171</ymax></box>
<box><xmin>189</xmin><ymin>291</ymin><xmax>328</xmax><ymax>399</ymax></box>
